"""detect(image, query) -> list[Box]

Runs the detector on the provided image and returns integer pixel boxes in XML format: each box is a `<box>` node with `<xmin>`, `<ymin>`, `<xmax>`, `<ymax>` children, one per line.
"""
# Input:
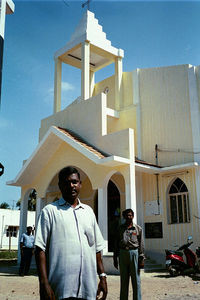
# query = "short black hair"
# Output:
<box><xmin>122</xmin><ymin>208</ymin><xmax>134</xmax><ymax>218</ymax></box>
<box><xmin>58</xmin><ymin>166</ymin><xmax>80</xmax><ymax>182</ymax></box>
<box><xmin>27</xmin><ymin>226</ymin><xmax>32</xmax><ymax>230</ymax></box>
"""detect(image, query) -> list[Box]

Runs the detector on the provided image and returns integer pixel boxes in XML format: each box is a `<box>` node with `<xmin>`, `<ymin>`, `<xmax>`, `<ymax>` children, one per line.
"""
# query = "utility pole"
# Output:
<box><xmin>0</xmin><ymin>0</ymin><xmax>15</xmax><ymax>105</ymax></box>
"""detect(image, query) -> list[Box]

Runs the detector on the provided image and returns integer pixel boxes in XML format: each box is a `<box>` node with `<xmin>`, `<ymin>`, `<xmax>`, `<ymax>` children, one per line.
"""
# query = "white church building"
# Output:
<box><xmin>7</xmin><ymin>10</ymin><xmax>200</xmax><ymax>268</ymax></box>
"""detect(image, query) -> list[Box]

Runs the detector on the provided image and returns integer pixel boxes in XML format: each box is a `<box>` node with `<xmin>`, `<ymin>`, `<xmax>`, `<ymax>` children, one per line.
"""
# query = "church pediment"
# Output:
<box><xmin>7</xmin><ymin>126</ymin><xmax>130</xmax><ymax>186</ymax></box>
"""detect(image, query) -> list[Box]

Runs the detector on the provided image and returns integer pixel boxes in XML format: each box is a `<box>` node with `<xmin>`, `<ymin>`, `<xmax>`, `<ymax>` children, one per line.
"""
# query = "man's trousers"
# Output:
<box><xmin>119</xmin><ymin>249</ymin><xmax>141</xmax><ymax>300</ymax></box>
<box><xmin>19</xmin><ymin>248</ymin><xmax>33</xmax><ymax>275</ymax></box>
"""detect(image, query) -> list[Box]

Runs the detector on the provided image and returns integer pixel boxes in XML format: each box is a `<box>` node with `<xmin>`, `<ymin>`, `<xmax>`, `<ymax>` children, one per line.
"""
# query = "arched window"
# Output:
<box><xmin>168</xmin><ymin>178</ymin><xmax>190</xmax><ymax>224</ymax></box>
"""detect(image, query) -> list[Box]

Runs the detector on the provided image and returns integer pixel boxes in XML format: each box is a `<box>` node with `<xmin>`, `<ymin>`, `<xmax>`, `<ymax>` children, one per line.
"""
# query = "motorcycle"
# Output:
<box><xmin>196</xmin><ymin>246</ymin><xmax>200</xmax><ymax>272</ymax></box>
<box><xmin>165</xmin><ymin>236</ymin><xmax>200</xmax><ymax>276</ymax></box>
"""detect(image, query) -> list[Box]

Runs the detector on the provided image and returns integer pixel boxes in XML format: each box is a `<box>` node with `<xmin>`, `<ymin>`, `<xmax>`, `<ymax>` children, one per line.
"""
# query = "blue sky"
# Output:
<box><xmin>1</xmin><ymin>0</ymin><xmax>200</xmax><ymax>208</ymax></box>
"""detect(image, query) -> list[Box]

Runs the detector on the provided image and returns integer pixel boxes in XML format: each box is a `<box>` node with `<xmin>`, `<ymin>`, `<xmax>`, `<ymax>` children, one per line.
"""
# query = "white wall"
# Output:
<box><xmin>0</xmin><ymin>209</ymin><xmax>35</xmax><ymax>250</ymax></box>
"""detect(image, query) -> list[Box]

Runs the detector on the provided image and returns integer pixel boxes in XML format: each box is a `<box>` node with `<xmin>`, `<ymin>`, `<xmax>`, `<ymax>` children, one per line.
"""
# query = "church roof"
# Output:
<box><xmin>55</xmin><ymin>10</ymin><xmax>124</xmax><ymax>71</ymax></box>
<box><xmin>7</xmin><ymin>126</ymin><xmax>198</xmax><ymax>187</ymax></box>
<box><xmin>7</xmin><ymin>126</ymin><xmax>130</xmax><ymax>186</ymax></box>
<box><xmin>57</xmin><ymin>127</ymin><xmax>108</xmax><ymax>159</ymax></box>
<box><xmin>6</xmin><ymin>0</ymin><xmax>15</xmax><ymax>14</ymax></box>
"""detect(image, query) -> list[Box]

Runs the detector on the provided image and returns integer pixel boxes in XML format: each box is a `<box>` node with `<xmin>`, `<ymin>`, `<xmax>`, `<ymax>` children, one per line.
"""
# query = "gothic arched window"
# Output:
<box><xmin>168</xmin><ymin>178</ymin><xmax>190</xmax><ymax>224</ymax></box>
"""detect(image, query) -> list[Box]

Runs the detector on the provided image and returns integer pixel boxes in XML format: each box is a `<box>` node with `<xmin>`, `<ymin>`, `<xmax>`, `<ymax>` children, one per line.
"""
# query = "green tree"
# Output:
<box><xmin>16</xmin><ymin>189</ymin><xmax>36</xmax><ymax>211</ymax></box>
<box><xmin>16</xmin><ymin>199</ymin><xmax>21</xmax><ymax>210</ymax></box>
<box><xmin>28</xmin><ymin>189</ymin><xmax>36</xmax><ymax>211</ymax></box>
<box><xmin>0</xmin><ymin>202</ymin><xmax>10</xmax><ymax>209</ymax></box>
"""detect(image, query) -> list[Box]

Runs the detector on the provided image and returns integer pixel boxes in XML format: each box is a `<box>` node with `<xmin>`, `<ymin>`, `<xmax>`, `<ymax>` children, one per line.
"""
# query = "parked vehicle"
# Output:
<box><xmin>196</xmin><ymin>246</ymin><xmax>200</xmax><ymax>271</ymax></box>
<box><xmin>165</xmin><ymin>236</ymin><xmax>200</xmax><ymax>276</ymax></box>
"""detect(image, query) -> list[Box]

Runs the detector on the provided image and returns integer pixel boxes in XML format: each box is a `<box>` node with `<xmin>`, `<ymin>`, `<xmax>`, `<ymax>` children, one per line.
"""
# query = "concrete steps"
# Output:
<box><xmin>144</xmin><ymin>257</ymin><xmax>164</xmax><ymax>272</ymax></box>
<box><xmin>103</xmin><ymin>254</ymin><xmax>164</xmax><ymax>274</ymax></box>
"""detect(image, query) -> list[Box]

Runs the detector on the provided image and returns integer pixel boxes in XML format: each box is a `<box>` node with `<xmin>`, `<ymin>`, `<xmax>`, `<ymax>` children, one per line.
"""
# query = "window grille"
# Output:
<box><xmin>6</xmin><ymin>226</ymin><xmax>19</xmax><ymax>237</ymax></box>
<box><xmin>168</xmin><ymin>178</ymin><xmax>190</xmax><ymax>224</ymax></box>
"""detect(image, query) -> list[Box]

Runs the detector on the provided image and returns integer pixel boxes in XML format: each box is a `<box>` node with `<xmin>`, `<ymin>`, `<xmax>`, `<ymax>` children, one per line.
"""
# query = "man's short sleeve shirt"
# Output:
<box><xmin>35</xmin><ymin>198</ymin><xmax>105</xmax><ymax>300</ymax></box>
<box><xmin>20</xmin><ymin>233</ymin><xmax>34</xmax><ymax>248</ymax></box>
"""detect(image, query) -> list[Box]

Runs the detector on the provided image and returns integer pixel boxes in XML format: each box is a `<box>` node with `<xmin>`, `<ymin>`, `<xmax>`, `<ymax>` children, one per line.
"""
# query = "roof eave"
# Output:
<box><xmin>98</xmin><ymin>156</ymin><xmax>130</xmax><ymax>166</ymax></box>
<box><xmin>6</xmin><ymin>0</ymin><xmax>15</xmax><ymax>14</ymax></box>
<box><xmin>135</xmin><ymin>161</ymin><xmax>199</xmax><ymax>174</ymax></box>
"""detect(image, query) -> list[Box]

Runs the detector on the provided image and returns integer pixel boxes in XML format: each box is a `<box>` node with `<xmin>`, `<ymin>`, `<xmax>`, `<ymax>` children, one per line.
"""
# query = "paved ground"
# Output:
<box><xmin>0</xmin><ymin>262</ymin><xmax>200</xmax><ymax>299</ymax></box>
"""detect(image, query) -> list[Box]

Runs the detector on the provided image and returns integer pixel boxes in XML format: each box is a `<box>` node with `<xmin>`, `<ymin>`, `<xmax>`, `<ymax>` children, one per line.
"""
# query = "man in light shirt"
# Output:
<box><xmin>35</xmin><ymin>166</ymin><xmax>107</xmax><ymax>300</ymax></box>
<box><xmin>19</xmin><ymin>226</ymin><xmax>35</xmax><ymax>276</ymax></box>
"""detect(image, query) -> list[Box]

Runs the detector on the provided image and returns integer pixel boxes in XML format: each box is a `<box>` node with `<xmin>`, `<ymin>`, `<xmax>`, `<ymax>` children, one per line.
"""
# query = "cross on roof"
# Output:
<box><xmin>82</xmin><ymin>0</ymin><xmax>91</xmax><ymax>10</ymax></box>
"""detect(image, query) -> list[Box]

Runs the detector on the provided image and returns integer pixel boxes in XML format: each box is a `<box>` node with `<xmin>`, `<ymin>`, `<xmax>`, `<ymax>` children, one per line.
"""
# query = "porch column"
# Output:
<box><xmin>90</xmin><ymin>70</ymin><xmax>95</xmax><ymax>97</ymax></box>
<box><xmin>124</xmin><ymin>163</ymin><xmax>137</xmax><ymax>223</ymax></box>
<box><xmin>115</xmin><ymin>56</ymin><xmax>123</xmax><ymax>110</ymax></box>
<box><xmin>19</xmin><ymin>196</ymin><xmax>28</xmax><ymax>240</ymax></box>
<box><xmin>54</xmin><ymin>57</ymin><xmax>62</xmax><ymax>114</ymax></box>
<box><xmin>98</xmin><ymin>186</ymin><xmax>108</xmax><ymax>253</ymax></box>
<box><xmin>18</xmin><ymin>194</ymin><xmax>28</xmax><ymax>263</ymax></box>
<box><xmin>81</xmin><ymin>41</ymin><xmax>90</xmax><ymax>100</ymax></box>
<box><xmin>35</xmin><ymin>198</ymin><xmax>45</xmax><ymax>227</ymax></box>
<box><xmin>135</xmin><ymin>173</ymin><xmax>144</xmax><ymax>227</ymax></box>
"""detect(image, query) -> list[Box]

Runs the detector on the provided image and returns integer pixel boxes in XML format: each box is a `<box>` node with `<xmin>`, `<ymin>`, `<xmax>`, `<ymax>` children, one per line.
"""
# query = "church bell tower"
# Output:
<box><xmin>53</xmin><ymin>10</ymin><xmax>124</xmax><ymax>113</ymax></box>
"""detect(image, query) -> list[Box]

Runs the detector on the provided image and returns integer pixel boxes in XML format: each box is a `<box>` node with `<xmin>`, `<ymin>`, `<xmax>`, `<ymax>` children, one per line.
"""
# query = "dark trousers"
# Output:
<box><xmin>19</xmin><ymin>248</ymin><xmax>33</xmax><ymax>275</ymax></box>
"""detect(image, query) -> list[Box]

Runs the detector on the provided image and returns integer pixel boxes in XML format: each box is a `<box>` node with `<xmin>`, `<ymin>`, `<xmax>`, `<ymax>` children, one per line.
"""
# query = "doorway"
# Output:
<box><xmin>107</xmin><ymin>180</ymin><xmax>120</xmax><ymax>252</ymax></box>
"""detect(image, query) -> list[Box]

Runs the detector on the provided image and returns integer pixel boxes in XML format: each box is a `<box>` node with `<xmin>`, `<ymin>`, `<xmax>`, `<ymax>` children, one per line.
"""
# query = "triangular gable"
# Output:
<box><xmin>7</xmin><ymin>126</ymin><xmax>130</xmax><ymax>186</ymax></box>
<box><xmin>7</xmin><ymin>125</ymin><xmax>196</xmax><ymax>186</ymax></box>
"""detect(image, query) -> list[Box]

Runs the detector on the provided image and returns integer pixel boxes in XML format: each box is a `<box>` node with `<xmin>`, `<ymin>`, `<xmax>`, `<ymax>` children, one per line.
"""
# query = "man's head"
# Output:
<box><xmin>27</xmin><ymin>226</ymin><xmax>32</xmax><ymax>235</ymax></box>
<box><xmin>122</xmin><ymin>208</ymin><xmax>134</xmax><ymax>224</ymax></box>
<box><xmin>58</xmin><ymin>166</ymin><xmax>81</xmax><ymax>204</ymax></box>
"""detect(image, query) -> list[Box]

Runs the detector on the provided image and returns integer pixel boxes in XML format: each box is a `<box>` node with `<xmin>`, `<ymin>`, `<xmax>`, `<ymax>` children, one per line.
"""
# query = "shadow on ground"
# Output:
<box><xmin>153</xmin><ymin>271</ymin><xmax>200</xmax><ymax>281</ymax></box>
<box><xmin>0</xmin><ymin>261</ymin><xmax>38</xmax><ymax>277</ymax></box>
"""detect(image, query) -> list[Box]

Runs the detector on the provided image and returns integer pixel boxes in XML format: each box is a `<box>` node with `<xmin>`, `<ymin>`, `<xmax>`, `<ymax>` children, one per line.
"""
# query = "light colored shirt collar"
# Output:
<box><xmin>58</xmin><ymin>197</ymin><xmax>84</xmax><ymax>209</ymax></box>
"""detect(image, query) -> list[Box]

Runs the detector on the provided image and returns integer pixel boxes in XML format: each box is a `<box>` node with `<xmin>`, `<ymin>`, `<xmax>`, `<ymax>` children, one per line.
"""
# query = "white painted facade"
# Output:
<box><xmin>7</xmin><ymin>10</ymin><xmax>200</xmax><ymax>269</ymax></box>
<box><xmin>0</xmin><ymin>209</ymin><xmax>35</xmax><ymax>250</ymax></box>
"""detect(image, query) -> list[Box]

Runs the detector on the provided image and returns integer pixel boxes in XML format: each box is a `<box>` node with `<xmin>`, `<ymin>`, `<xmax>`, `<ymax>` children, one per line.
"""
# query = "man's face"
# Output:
<box><xmin>27</xmin><ymin>227</ymin><xmax>32</xmax><ymax>235</ymax></box>
<box><xmin>58</xmin><ymin>173</ymin><xmax>81</xmax><ymax>203</ymax></box>
<box><xmin>124</xmin><ymin>212</ymin><xmax>134</xmax><ymax>223</ymax></box>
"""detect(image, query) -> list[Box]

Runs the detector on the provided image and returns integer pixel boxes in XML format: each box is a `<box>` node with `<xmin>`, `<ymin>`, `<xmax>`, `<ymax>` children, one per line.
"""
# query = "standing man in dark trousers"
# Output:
<box><xmin>19</xmin><ymin>226</ymin><xmax>35</xmax><ymax>276</ymax></box>
<box><xmin>113</xmin><ymin>209</ymin><xmax>145</xmax><ymax>300</ymax></box>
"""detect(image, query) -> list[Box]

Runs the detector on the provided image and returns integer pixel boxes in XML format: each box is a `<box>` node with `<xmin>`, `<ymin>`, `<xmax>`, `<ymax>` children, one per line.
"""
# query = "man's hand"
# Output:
<box><xmin>35</xmin><ymin>247</ymin><xmax>55</xmax><ymax>300</ymax></box>
<box><xmin>138</xmin><ymin>259</ymin><xmax>144</xmax><ymax>269</ymax></box>
<box><xmin>96</xmin><ymin>277</ymin><xmax>107</xmax><ymax>299</ymax></box>
<box><xmin>113</xmin><ymin>256</ymin><xmax>118</xmax><ymax>269</ymax></box>
<box><xmin>96</xmin><ymin>251</ymin><xmax>107</xmax><ymax>299</ymax></box>
<box><xmin>40</xmin><ymin>282</ymin><xmax>56</xmax><ymax>300</ymax></box>
<box><xmin>138</xmin><ymin>256</ymin><xmax>145</xmax><ymax>269</ymax></box>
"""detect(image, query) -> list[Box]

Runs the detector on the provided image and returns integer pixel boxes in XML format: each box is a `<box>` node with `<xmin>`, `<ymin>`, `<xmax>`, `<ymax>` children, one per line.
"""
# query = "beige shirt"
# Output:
<box><xmin>114</xmin><ymin>222</ymin><xmax>145</xmax><ymax>258</ymax></box>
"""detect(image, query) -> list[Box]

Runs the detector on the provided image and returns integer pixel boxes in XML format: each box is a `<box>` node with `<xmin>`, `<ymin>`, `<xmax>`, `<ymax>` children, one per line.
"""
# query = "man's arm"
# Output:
<box><xmin>138</xmin><ymin>227</ymin><xmax>145</xmax><ymax>269</ymax></box>
<box><xmin>35</xmin><ymin>246</ymin><xmax>55</xmax><ymax>300</ymax></box>
<box><xmin>96</xmin><ymin>251</ymin><xmax>107</xmax><ymax>300</ymax></box>
<box><xmin>20</xmin><ymin>234</ymin><xmax>24</xmax><ymax>256</ymax></box>
<box><xmin>113</xmin><ymin>228</ymin><xmax>120</xmax><ymax>269</ymax></box>
<box><xmin>20</xmin><ymin>242</ymin><xmax>23</xmax><ymax>251</ymax></box>
<box><xmin>139</xmin><ymin>227</ymin><xmax>145</xmax><ymax>256</ymax></box>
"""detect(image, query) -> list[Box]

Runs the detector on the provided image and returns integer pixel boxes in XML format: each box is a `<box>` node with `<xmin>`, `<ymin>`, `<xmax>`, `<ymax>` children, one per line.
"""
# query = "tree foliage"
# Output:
<box><xmin>15</xmin><ymin>189</ymin><xmax>37</xmax><ymax>211</ymax></box>
<box><xmin>28</xmin><ymin>189</ymin><xmax>36</xmax><ymax>211</ymax></box>
<box><xmin>0</xmin><ymin>202</ymin><xmax>10</xmax><ymax>209</ymax></box>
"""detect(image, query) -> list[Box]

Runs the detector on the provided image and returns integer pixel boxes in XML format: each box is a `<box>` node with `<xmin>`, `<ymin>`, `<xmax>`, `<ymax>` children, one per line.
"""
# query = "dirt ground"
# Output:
<box><xmin>0</xmin><ymin>262</ymin><xmax>200</xmax><ymax>300</ymax></box>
